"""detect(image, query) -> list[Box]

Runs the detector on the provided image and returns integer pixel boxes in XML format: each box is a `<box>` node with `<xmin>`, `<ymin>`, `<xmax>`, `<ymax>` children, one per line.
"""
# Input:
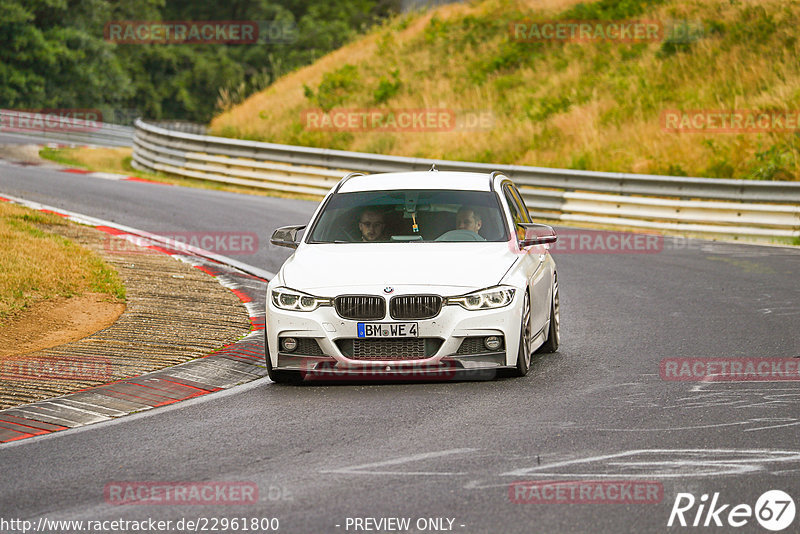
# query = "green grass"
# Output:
<box><xmin>210</xmin><ymin>0</ymin><xmax>800</xmax><ymax>181</ymax></box>
<box><xmin>0</xmin><ymin>202</ymin><xmax>125</xmax><ymax>323</ymax></box>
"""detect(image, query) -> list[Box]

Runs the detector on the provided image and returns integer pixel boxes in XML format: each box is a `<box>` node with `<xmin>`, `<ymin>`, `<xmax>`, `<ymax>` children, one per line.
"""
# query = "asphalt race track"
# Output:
<box><xmin>1</xmin><ymin>147</ymin><xmax>799</xmax><ymax>533</ymax></box>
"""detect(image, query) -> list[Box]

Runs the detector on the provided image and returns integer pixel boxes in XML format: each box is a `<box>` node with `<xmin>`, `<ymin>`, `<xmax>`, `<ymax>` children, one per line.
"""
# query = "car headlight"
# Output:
<box><xmin>446</xmin><ymin>287</ymin><xmax>516</xmax><ymax>310</ymax></box>
<box><xmin>271</xmin><ymin>287</ymin><xmax>331</xmax><ymax>312</ymax></box>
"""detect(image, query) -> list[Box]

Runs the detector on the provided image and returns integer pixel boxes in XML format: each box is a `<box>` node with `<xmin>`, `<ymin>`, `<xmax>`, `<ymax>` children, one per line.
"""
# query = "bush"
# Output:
<box><xmin>304</xmin><ymin>64</ymin><xmax>360</xmax><ymax>110</ymax></box>
<box><xmin>373</xmin><ymin>70</ymin><xmax>401</xmax><ymax>103</ymax></box>
<box><xmin>470</xmin><ymin>41</ymin><xmax>541</xmax><ymax>84</ymax></box>
<box><xmin>563</xmin><ymin>0</ymin><xmax>667</xmax><ymax>21</ymax></box>
<box><xmin>747</xmin><ymin>144</ymin><xmax>796</xmax><ymax>181</ymax></box>
<box><xmin>728</xmin><ymin>6</ymin><xmax>778</xmax><ymax>46</ymax></box>
<box><xmin>525</xmin><ymin>94</ymin><xmax>572</xmax><ymax>121</ymax></box>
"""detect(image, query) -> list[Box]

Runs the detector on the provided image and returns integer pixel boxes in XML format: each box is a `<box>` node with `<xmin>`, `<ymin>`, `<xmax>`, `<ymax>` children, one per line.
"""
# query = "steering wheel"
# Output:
<box><xmin>341</xmin><ymin>227</ymin><xmax>362</xmax><ymax>242</ymax></box>
<box><xmin>435</xmin><ymin>229</ymin><xmax>486</xmax><ymax>241</ymax></box>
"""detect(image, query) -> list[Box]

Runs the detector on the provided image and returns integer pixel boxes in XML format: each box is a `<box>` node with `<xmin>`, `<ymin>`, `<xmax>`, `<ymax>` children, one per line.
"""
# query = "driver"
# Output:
<box><xmin>358</xmin><ymin>207</ymin><xmax>387</xmax><ymax>241</ymax></box>
<box><xmin>455</xmin><ymin>206</ymin><xmax>482</xmax><ymax>234</ymax></box>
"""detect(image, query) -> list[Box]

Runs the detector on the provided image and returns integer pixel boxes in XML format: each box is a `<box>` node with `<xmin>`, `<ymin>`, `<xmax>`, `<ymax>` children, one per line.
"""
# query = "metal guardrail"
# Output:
<box><xmin>146</xmin><ymin>120</ymin><xmax>208</xmax><ymax>135</ymax></box>
<box><xmin>0</xmin><ymin>110</ymin><xmax>134</xmax><ymax>147</ymax></box>
<box><xmin>132</xmin><ymin>119</ymin><xmax>800</xmax><ymax>242</ymax></box>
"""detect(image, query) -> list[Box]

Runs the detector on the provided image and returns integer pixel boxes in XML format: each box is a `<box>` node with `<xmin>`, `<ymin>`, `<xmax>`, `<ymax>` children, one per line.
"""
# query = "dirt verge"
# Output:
<box><xmin>0</xmin><ymin>294</ymin><xmax>124</xmax><ymax>358</ymax></box>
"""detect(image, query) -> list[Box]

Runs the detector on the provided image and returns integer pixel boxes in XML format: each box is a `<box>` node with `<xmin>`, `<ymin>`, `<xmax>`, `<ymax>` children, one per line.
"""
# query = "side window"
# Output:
<box><xmin>510</xmin><ymin>185</ymin><xmax>532</xmax><ymax>223</ymax></box>
<box><xmin>503</xmin><ymin>185</ymin><xmax>524</xmax><ymax>226</ymax></box>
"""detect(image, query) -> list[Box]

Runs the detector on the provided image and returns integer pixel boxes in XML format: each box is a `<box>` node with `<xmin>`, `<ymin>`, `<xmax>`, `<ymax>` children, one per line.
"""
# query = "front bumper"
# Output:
<box><xmin>265</xmin><ymin>294</ymin><xmax>523</xmax><ymax>376</ymax></box>
<box><xmin>276</xmin><ymin>356</ymin><xmax>502</xmax><ymax>381</ymax></box>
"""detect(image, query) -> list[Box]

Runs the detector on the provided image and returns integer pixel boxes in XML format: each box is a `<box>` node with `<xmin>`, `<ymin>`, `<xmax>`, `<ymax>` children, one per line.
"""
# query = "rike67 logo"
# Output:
<box><xmin>668</xmin><ymin>490</ymin><xmax>796</xmax><ymax>531</ymax></box>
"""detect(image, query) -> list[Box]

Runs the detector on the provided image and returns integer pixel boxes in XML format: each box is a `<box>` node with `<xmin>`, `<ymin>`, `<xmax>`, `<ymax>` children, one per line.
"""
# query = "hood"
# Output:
<box><xmin>280</xmin><ymin>242</ymin><xmax>517</xmax><ymax>292</ymax></box>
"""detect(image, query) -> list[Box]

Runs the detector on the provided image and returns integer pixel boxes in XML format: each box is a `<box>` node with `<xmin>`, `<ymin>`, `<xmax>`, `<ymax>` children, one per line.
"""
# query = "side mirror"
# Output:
<box><xmin>517</xmin><ymin>223</ymin><xmax>557</xmax><ymax>247</ymax></box>
<box><xmin>271</xmin><ymin>225</ymin><xmax>306</xmax><ymax>249</ymax></box>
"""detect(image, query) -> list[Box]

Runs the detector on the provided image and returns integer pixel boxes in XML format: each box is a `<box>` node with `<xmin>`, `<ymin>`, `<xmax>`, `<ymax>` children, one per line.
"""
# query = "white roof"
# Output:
<box><xmin>337</xmin><ymin>171</ymin><xmax>493</xmax><ymax>193</ymax></box>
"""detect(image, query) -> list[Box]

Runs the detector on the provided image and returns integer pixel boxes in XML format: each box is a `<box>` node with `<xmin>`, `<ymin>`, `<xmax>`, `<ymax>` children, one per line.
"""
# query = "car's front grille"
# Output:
<box><xmin>354</xmin><ymin>339</ymin><xmax>425</xmax><ymax>360</ymax></box>
<box><xmin>390</xmin><ymin>295</ymin><xmax>442</xmax><ymax>319</ymax></box>
<box><xmin>336</xmin><ymin>338</ymin><xmax>443</xmax><ymax>360</ymax></box>
<box><xmin>295</xmin><ymin>338</ymin><xmax>324</xmax><ymax>356</ymax></box>
<box><xmin>334</xmin><ymin>295</ymin><xmax>385</xmax><ymax>320</ymax></box>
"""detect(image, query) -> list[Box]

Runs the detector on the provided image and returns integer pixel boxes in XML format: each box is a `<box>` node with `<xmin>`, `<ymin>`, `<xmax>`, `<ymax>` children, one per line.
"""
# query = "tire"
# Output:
<box><xmin>538</xmin><ymin>274</ymin><xmax>560</xmax><ymax>354</ymax></box>
<box><xmin>513</xmin><ymin>292</ymin><xmax>532</xmax><ymax>377</ymax></box>
<box><xmin>265</xmin><ymin>331</ymin><xmax>303</xmax><ymax>384</ymax></box>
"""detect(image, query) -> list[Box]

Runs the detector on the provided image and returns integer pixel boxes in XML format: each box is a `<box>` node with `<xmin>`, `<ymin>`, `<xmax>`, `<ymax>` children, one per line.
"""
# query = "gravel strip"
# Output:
<box><xmin>0</xmin><ymin>221</ymin><xmax>253</xmax><ymax>409</ymax></box>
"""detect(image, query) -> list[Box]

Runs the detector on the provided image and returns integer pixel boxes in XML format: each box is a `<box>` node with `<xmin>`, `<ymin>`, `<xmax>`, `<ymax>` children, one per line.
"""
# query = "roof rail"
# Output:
<box><xmin>489</xmin><ymin>170</ymin><xmax>506</xmax><ymax>192</ymax></box>
<box><xmin>333</xmin><ymin>172</ymin><xmax>366</xmax><ymax>193</ymax></box>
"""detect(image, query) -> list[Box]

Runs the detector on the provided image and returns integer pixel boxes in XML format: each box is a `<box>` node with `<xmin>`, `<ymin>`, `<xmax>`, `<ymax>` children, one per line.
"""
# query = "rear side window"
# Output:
<box><xmin>509</xmin><ymin>185</ymin><xmax>532</xmax><ymax>222</ymax></box>
<box><xmin>503</xmin><ymin>185</ymin><xmax>525</xmax><ymax>225</ymax></box>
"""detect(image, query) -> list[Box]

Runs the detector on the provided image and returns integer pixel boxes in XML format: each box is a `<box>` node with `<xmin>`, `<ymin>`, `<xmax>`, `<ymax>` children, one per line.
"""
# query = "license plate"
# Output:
<box><xmin>357</xmin><ymin>322</ymin><xmax>418</xmax><ymax>338</ymax></box>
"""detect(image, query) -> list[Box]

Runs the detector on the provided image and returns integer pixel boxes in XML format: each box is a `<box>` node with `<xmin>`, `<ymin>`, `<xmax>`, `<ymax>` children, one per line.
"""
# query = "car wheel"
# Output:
<box><xmin>513</xmin><ymin>292</ymin><xmax>532</xmax><ymax>377</ymax></box>
<box><xmin>265</xmin><ymin>331</ymin><xmax>303</xmax><ymax>385</ymax></box>
<box><xmin>538</xmin><ymin>274</ymin><xmax>560</xmax><ymax>354</ymax></box>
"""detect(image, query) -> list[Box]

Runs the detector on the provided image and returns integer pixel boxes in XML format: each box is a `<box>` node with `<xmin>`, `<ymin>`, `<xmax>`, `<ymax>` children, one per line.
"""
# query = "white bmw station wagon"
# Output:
<box><xmin>265</xmin><ymin>169</ymin><xmax>559</xmax><ymax>383</ymax></box>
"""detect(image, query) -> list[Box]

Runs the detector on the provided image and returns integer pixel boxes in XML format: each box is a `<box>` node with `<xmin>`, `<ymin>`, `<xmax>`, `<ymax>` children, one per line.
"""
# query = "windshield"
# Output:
<box><xmin>307</xmin><ymin>190</ymin><xmax>507</xmax><ymax>243</ymax></box>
